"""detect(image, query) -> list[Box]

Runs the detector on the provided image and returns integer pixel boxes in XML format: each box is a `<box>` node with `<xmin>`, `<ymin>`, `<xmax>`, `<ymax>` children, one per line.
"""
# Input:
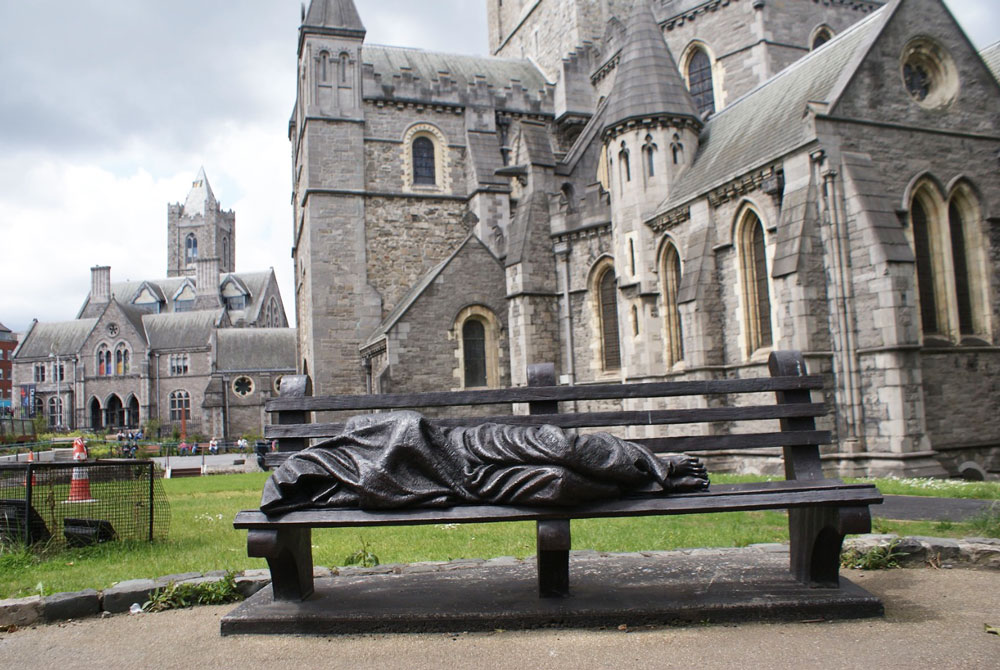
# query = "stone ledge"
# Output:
<box><xmin>842</xmin><ymin>534</ymin><xmax>1000</xmax><ymax>569</ymax></box>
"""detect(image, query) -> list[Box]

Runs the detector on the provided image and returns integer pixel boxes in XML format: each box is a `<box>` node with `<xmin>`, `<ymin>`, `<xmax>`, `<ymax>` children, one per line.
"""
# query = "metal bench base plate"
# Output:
<box><xmin>221</xmin><ymin>546</ymin><xmax>883</xmax><ymax>636</ymax></box>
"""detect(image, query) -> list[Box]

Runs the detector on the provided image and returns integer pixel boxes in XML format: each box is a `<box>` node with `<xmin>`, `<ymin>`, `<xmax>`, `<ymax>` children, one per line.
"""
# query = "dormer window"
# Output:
<box><xmin>226</xmin><ymin>295</ymin><xmax>246</xmax><ymax>311</ymax></box>
<box><xmin>174</xmin><ymin>283</ymin><xmax>196</xmax><ymax>313</ymax></box>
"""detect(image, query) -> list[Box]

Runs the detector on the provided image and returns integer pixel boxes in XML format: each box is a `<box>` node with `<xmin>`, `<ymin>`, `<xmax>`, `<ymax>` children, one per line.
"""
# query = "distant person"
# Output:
<box><xmin>209</xmin><ymin>438</ymin><xmax>219</xmax><ymax>455</ymax></box>
<box><xmin>178</xmin><ymin>440</ymin><xmax>189</xmax><ymax>456</ymax></box>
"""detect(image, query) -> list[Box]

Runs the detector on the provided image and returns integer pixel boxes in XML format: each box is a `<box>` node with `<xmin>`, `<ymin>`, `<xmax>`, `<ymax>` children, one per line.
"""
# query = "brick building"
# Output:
<box><xmin>11</xmin><ymin>171</ymin><xmax>296</xmax><ymax>440</ymax></box>
<box><xmin>0</xmin><ymin>323</ymin><xmax>16</xmax><ymax>414</ymax></box>
<box><xmin>293</xmin><ymin>0</ymin><xmax>1000</xmax><ymax>477</ymax></box>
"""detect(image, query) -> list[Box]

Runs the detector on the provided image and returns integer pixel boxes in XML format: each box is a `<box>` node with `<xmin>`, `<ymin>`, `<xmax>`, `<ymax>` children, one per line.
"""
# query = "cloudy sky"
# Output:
<box><xmin>0</xmin><ymin>0</ymin><xmax>996</xmax><ymax>335</ymax></box>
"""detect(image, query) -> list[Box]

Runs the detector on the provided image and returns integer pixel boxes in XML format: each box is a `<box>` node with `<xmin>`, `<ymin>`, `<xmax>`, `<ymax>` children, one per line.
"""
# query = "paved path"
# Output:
<box><xmin>878</xmin><ymin>495</ymin><xmax>995</xmax><ymax>522</ymax></box>
<box><xmin>1</xmin><ymin>568</ymin><xmax>997</xmax><ymax>669</ymax></box>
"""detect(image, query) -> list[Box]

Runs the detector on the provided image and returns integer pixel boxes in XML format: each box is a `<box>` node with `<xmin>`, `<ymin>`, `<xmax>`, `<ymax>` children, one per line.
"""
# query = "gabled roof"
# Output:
<box><xmin>603</xmin><ymin>3</ymin><xmax>699</xmax><ymax>136</ymax></box>
<box><xmin>215</xmin><ymin>329</ymin><xmax>297</xmax><ymax>372</ymax></box>
<box><xmin>652</xmin><ymin>5</ymin><xmax>891</xmax><ymax>216</ymax></box>
<box><xmin>363</xmin><ymin>236</ymin><xmax>499</xmax><ymax>349</ymax></box>
<box><xmin>13</xmin><ymin>320</ymin><xmax>97</xmax><ymax>359</ymax></box>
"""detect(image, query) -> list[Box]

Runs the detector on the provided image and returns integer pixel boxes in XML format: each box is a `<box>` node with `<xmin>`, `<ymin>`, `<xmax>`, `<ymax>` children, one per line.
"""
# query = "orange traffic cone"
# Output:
<box><xmin>67</xmin><ymin>466</ymin><xmax>95</xmax><ymax>502</ymax></box>
<box><xmin>23</xmin><ymin>451</ymin><xmax>37</xmax><ymax>487</ymax></box>
<box><xmin>67</xmin><ymin>437</ymin><xmax>95</xmax><ymax>503</ymax></box>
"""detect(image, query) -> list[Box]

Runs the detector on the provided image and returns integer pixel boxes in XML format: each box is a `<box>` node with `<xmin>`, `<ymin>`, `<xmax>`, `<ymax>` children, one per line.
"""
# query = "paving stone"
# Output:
<box><xmin>0</xmin><ymin>596</ymin><xmax>42</xmax><ymax>628</ymax></box>
<box><xmin>43</xmin><ymin>590</ymin><xmax>100</xmax><ymax>621</ymax></box>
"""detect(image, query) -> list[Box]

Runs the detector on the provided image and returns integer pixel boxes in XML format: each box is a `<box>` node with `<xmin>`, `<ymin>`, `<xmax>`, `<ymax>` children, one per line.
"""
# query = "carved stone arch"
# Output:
<box><xmin>680</xmin><ymin>40</ymin><xmax>723</xmax><ymax>115</ymax></box>
<box><xmin>658</xmin><ymin>235</ymin><xmax>685</xmax><ymax>367</ymax></box>
<box><xmin>945</xmin><ymin>179</ymin><xmax>991</xmax><ymax>340</ymax></box>
<box><xmin>734</xmin><ymin>202</ymin><xmax>775</xmax><ymax>358</ymax></box>
<box><xmin>402</xmin><ymin>122</ymin><xmax>451</xmax><ymax>194</ymax></box>
<box><xmin>588</xmin><ymin>256</ymin><xmax>621</xmax><ymax>372</ymax></box>
<box><xmin>901</xmin><ymin>171</ymin><xmax>947</xmax><ymax>212</ymax></box>
<box><xmin>809</xmin><ymin>24</ymin><xmax>835</xmax><ymax>50</ymax></box>
<box><xmin>452</xmin><ymin>304</ymin><xmax>501</xmax><ymax>389</ymax></box>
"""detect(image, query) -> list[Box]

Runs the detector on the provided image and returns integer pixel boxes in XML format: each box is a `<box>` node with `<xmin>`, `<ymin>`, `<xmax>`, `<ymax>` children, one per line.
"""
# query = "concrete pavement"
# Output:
<box><xmin>1</xmin><ymin>567</ymin><xmax>997</xmax><ymax>669</ymax></box>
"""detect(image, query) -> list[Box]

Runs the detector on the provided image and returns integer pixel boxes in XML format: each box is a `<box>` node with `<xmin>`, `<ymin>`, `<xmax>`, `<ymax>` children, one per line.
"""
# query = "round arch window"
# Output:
<box><xmin>233</xmin><ymin>376</ymin><xmax>255</xmax><ymax>397</ymax></box>
<box><xmin>901</xmin><ymin>38</ymin><xmax>959</xmax><ymax>109</ymax></box>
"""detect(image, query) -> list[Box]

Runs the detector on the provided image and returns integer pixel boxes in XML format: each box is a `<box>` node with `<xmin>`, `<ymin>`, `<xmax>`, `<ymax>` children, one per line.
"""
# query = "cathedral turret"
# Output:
<box><xmin>600</xmin><ymin>3</ymin><xmax>703</xmax><ymax>378</ymax></box>
<box><xmin>167</xmin><ymin>168</ymin><xmax>235</xmax><ymax>278</ymax></box>
<box><xmin>298</xmin><ymin>0</ymin><xmax>365</xmax><ymax>120</ymax></box>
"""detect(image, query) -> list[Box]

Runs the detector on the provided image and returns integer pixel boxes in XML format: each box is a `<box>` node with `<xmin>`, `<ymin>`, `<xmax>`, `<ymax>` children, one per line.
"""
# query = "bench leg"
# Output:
<box><xmin>789</xmin><ymin>506</ymin><xmax>872</xmax><ymax>588</ymax></box>
<box><xmin>537</xmin><ymin>519</ymin><xmax>571</xmax><ymax>598</ymax></box>
<box><xmin>247</xmin><ymin>527</ymin><xmax>314</xmax><ymax>601</ymax></box>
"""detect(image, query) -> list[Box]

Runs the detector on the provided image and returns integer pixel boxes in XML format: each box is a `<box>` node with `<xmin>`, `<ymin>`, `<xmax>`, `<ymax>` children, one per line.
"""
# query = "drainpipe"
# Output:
<box><xmin>554</xmin><ymin>241</ymin><xmax>576</xmax><ymax>388</ymax></box>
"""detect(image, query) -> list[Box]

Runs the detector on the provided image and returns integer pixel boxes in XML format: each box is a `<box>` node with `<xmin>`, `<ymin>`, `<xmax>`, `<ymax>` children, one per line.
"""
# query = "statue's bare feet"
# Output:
<box><xmin>660</xmin><ymin>454</ymin><xmax>709</xmax><ymax>491</ymax></box>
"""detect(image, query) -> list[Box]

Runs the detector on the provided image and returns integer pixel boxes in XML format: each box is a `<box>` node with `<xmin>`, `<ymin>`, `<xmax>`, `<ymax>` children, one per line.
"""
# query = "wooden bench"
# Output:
<box><xmin>234</xmin><ymin>350</ymin><xmax>881</xmax><ymax>602</ymax></box>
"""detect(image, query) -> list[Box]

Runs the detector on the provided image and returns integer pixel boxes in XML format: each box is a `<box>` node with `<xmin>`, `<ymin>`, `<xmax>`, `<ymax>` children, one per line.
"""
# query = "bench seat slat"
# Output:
<box><xmin>234</xmin><ymin>481</ymin><xmax>881</xmax><ymax>529</ymax></box>
<box><xmin>266</xmin><ymin>376</ymin><xmax>826</xmax><ymax>413</ymax></box>
<box><xmin>264</xmin><ymin>404</ymin><xmax>827</xmax><ymax>441</ymax></box>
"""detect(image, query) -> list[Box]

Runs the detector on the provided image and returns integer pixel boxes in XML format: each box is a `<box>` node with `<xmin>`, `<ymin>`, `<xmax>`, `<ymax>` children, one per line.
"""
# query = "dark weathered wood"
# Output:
<box><xmin>527</xmin><ymin>363</ymin><xmax>559</xmax><ymax>416</ymax></box>
<box><xmin>247</xmin><ymin>527</ymin><xmax>314</xmax><ymax>601</ymax></box>
<box><xmin>265</xmin><ymin>404</ymin><xmax>827</xmax><ymax>441</ymax></box>
<box><xmin>266</xmin><ymin>375</ymin><xmax>826</xmax><ymax>413</ymax></box>
<box><xmin>537</xmin><ymin>519</ymin><xmax>571</xmax><ymax>597</ymax></box>
<box><xmin>275</xmin><ymin>374</ymin><xmax>312</xmax><ymax>453</ymax></box>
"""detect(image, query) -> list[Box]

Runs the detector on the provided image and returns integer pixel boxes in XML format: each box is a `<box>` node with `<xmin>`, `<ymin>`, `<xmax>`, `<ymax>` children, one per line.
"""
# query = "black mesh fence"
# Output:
<box><xmin>0</xmin><ymin>461</ymin><xmax>170</xmax><ymax>549</ymax></box>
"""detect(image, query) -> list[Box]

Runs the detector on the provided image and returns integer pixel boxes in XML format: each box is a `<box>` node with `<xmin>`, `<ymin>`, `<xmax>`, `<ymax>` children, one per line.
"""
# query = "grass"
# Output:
<box><xmin>0</xmin><ymin>472</ymin><xmax>997</xmax><ymax>599</ymax></box>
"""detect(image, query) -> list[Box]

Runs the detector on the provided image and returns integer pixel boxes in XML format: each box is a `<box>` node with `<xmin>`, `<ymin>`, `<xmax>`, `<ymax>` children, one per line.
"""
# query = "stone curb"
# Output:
<box><xmin>2</xmin><ymin>536</ymin><xmax>998</xmax><ymax>628</ymax></box>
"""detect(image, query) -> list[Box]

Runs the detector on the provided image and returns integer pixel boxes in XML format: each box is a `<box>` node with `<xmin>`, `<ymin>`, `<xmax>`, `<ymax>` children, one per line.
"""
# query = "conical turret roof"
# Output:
<box><xmin>183</xmin><ymin>167</ymin><xmax>217</xmax><ymax>215</ymax></box>
<box><xmin>302</xmin><ymin>0</ymin><xmax>366</xmax><ymax>37</ymax></box>
<box><xmin>603</xmin><ymin>3</ymin><xmax>700</xmax><ymax>136</ymax></box>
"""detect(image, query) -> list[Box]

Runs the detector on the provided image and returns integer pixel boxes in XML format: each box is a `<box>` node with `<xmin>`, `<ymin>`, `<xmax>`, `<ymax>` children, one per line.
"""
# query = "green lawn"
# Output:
<box><xmin>1</xmin><ymin>472</ymin><xmax>997</xmax><ymax>599</ymax></box>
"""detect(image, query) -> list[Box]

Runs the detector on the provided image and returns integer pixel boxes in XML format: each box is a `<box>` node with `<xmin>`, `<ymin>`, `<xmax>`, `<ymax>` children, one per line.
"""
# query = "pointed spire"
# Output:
<box><xmin>302</xmin><ymin>0</ymin><xmax>366</xmax><ymax>38</ymax></box>
<box><xmin>183</xmin><ymin>167</ymin><xmax>217</xmax><ymax>215</ymax></box>
<box><xmin>603</xmin><ymin>3</ymin><xmax>700</xmax><ymax>137</ymax></box>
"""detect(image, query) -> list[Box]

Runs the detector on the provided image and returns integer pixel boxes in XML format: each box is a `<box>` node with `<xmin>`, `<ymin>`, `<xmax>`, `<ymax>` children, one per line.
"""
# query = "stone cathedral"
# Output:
<box><xmin>291</xmin><ymin>0</ymin><xmax>1000</xmax><ymax>478</ymax></box>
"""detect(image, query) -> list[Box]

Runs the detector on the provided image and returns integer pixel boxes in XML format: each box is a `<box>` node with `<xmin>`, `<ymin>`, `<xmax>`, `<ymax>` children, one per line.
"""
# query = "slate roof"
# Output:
<box><xmin>79</xmin><ymin>270</ymin><xmax>276</xmax><ymax>319</ymax></box>
<box><xmin>303</xmin><ymin>0</ymin><xmax>365</xmax><ymax>34</ymax></box>
<box><xmin>981</xmin><ymin>41</ymin><xmax>1000</xmax><ymax>82</ymax></box>
<box><xmin>603</xmin><ymin>3</ymin><xmax>699</xmax><ymax>135</ymax></box>
<box><xmin>14</xmin><ymin>320</ymin><xmax>97</xmax><ymax>359</ymax></box>
<box><xmin>362</xmin><ymin>45</ymin><xmax>550</xmax><ymax>101</ymax></box>
<box><xmin>652</xmin><ymin>5</ymin><xmax>889</xmax><ymax>217</ymax></box>
<box><xmin>143</xmin><ymin>311</ymin><xmax>223</xmax><ymax>351</ymax></box>
<box><xmin>215</xmin><ymin>329</ymin><xmax>297</xmax><ymax>372</ymax></box>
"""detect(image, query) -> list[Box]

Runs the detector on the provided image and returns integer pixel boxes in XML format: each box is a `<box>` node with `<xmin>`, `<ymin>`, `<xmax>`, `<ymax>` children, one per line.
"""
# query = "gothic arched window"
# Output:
<box><xmin>911</xmin><ymin>195</ymin><xmax>941</xmax><ymax>335</ymax></box>
<box><xmin>97</xmin><ymin>344</ymin><xmax>112</xmax><ymax>377</ymax></box>
<box><xmin>619</xmin><ymin>142</ymin><xmax>631</xmax><ymax>183</ymax></box>
<box><xmin>740</xmin><ymin>211</ymin><xmax>773</xmax><ymax>354</ymax></box>
<box><xmin>48</xmin><ymin>397</ymin><xmax>62</xmax><ymax>428</ymax></box>
<box><xmin>598</xmin><ymin>267</ymin><xmax>621</xmax><ymax>370</ymax></box>
<box><xmin>412</xmin><ymin>136</ymin><xmax>436</xmax><ymax>185</ymax></box>
<box><xmin>185</xmin><ymin>234</ymin><xmax>198</xmax><ymax>265</ymax></box>
<box><xmin>115</xmin><ymin>344</ymin><xmax>130</xmax><ymax>376</ymax></box>
<box><xmin>462</xmin><ymin>319</ymin><xmax>487</xmax><ymax>388</ymax></box>
<box><xmin>687</xmin><ymin>48</ymin><xmax>715</xmax><ymax>116</ymax></box>
<box><xmin>662</xmin><ymin>241</ymin><xmax>684</xmax><ymax>367</ymax></box>
<box><xmin>642</xmin><ymin>135</ymin><xmax>657</xmax><ymax>179</ymax></box>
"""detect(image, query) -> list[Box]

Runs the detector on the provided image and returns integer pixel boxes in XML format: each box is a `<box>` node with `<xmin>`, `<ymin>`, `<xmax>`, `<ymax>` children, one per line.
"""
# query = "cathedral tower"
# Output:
<box><xmin>166</xmin><ymin>168</ymin><xmax>235</xmax><ymax>277</ymax></box>
<box><xmin>290</xmin><ymin>0</ymin><xmax>380</xmax><ymax>394</ymax></box>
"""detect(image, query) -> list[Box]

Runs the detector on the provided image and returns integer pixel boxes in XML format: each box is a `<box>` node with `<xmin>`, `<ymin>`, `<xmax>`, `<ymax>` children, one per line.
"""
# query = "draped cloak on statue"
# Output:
<box><xmin>260</xmin><ymin>411</ymin><xmax>700</xmax><ymax>514</ymax></box>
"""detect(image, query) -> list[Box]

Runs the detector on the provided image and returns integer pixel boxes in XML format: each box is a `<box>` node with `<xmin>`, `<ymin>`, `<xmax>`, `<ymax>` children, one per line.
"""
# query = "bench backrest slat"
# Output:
<box><xmin>265</xmin><ymin>403</ymin><xmax>826</xmax><ymax>441</ymax></box>
<box><xmin>265</xmin><ymin>375</ymin><xmax>825</xmax><ymax>413</ymax></box>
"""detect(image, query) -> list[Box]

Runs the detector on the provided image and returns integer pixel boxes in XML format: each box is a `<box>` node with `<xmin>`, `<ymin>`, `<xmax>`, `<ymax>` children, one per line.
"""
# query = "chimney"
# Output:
<box><xmin>91</xmin><ymin>266</ymin><xmax>111</xmax><ymax>304</ymax></box>
<box><xmin>196</xmin><ymin>257</ymin><xmax>220</xmax><ymax>295</ymax></box>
